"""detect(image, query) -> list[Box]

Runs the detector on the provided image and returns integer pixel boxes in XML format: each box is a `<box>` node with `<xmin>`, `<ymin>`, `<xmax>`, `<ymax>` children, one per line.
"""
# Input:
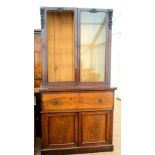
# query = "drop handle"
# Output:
<box><xmin>98</xmin><ymin>99</ymin><xmax>104</xmax><ymax>103</ymax></box>
<box><xmin>50</xmin><ymin>98</ymin><xmax>60</xmax><ymax>105</ymax></box>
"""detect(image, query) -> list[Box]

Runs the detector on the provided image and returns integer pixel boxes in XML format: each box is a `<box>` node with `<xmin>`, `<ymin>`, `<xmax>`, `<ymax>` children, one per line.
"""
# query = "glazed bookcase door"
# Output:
<box><xmin>78</xmin><ymin>9</ymin><xmax>112</xmax><ymax>86</ymax></box>
<box><xmin>41</xmin><ymin>7</ymin><xmax>112</xmax><ymax>87</ymax></box>
<box><xmin>41</xmin><ymin>8</ymin><xmax>78</xmax><ymax>86</ymax></box>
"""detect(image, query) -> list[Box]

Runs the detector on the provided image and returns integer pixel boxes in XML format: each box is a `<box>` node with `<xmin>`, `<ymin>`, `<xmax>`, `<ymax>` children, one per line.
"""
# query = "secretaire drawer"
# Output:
<box><xmin>41</xmin><ymin>91</ymin><xmax>114</xmax><ymax>111</ymax></box>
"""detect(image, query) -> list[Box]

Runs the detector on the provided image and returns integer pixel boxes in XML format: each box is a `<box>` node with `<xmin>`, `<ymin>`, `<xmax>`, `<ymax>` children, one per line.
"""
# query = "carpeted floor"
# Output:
<box><xmin>36</xmin><ymin>100</ymin><xmax>121</xmax><ymax>155</ymax></box>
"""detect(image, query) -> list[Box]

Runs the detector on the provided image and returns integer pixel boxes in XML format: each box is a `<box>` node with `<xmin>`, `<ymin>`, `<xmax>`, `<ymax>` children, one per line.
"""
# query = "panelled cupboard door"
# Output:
<box><xmin>79</xmin><ymin>111</ymin><xmax>112</xmax><ymax>146</ymax></box>
<box><xmin>41</xmin><ymin>112</ymin><xmax>78</xmax><ymax>149</ymax></box>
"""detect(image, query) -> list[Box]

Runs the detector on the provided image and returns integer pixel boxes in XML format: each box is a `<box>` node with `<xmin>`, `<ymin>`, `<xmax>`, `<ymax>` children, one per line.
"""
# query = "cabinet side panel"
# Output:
<box><xmin>41</xmin><ymin>114</ymin><xmax>48</xmax><ymax>148</ymax></box>
<box><xmin>34</xmin><ymin>32</ymin><xmax>42</xmax><ymax>87</ymax></box>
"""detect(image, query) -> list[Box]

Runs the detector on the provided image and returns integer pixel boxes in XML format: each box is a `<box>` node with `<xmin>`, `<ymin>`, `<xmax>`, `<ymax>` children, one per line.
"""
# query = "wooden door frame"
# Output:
<box><xmin>40</xmin><ymin>7</ymin><xmax>78</xmax><ymax>87</ymax></box>
<box><xmin>77</xmin><ymin>8</ymin><xmax>113</xmax><ymax>87</ymax></box>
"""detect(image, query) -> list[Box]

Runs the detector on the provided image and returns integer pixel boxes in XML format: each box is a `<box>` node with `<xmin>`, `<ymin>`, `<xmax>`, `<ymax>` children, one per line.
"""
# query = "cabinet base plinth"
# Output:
<box><xmin>41</xmin><ymin>145</ymin><xmax>114</xmax><ymax>155</ymax></box>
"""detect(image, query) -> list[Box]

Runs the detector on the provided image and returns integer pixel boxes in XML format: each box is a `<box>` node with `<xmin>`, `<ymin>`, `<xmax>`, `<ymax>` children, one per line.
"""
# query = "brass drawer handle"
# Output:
<box><xmin>50</xmin><ymin>98</ymin><xmax>60</xmax><ymax>105</ymax></box>
<box><xmin>35</xmin><ymin>74</ymin><xmax>39</xmax><ymax>78</ymax></box>
<box><xmin>98</xmin><ymin>99</ymin><xmax>104</xmax><ymax>104</ymax></box>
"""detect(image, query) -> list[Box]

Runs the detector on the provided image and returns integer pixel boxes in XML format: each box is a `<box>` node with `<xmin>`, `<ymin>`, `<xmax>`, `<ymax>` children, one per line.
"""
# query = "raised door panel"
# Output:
<box><xmin>79</xmin><ymin>111</ymin><xmax>112</xmax><ymax>146</ymax></box>
<box><xmin>42</xmin><ymin>112</ymin><xmax>78</xmax><ymax>149</ymax></box>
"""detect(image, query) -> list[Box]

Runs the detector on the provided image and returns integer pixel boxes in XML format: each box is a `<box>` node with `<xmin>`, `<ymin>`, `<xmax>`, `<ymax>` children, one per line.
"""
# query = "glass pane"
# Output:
<box><xmin>80</xmin><ymin>11</ymin><xmax>106</xmax><ymax>82</ymax></box>
<box><xmin>47</xmin><ymin>11</ymin><xmax>74</xmax><ymax>82</ymax></box>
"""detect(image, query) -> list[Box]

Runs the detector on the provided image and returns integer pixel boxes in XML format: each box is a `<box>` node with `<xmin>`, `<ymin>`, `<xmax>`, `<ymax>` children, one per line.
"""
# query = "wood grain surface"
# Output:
<box><xmin>42</xmin><ymin>91</ymin><xmax>114</xmax><ymax>111</ymax></box>
<box><xmin>34</xmin><ymin>30</ymin><xmax>42</xmax><ymax>87</ymax></box>
<box><xmin>47</xmin><ymin>11</ymin><xmax>74</xmax><ymax>82</ymax></box>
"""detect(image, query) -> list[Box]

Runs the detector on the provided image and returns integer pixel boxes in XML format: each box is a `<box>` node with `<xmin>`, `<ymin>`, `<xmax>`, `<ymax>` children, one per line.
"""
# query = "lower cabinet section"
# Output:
<box><xmin>41</xmin><ymin>90</ymin><xmax>114</xmax><ymax>154</ymax></box>
<box><xmin>41</xmin><ymin>111</ymin><xmax>113</xmax><ymax>155</ymax></box>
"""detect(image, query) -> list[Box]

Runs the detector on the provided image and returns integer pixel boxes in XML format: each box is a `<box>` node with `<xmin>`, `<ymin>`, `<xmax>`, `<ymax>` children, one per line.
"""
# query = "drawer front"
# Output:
<box><xmin>42</xmin><ymin>92</ymin><xmax>114</xmax><ymax>111</ymax></box>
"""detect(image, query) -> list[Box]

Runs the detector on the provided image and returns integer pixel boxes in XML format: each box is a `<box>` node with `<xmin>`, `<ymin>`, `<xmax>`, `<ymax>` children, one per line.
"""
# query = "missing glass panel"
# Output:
<box><xmin>80</xmin><ymin>11</ymin><xmax>107</xmax><ymax>82</ymax></box>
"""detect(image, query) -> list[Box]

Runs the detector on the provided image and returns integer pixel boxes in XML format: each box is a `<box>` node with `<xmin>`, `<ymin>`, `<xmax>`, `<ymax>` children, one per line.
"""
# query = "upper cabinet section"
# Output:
<box><xmin>40</xmin><ymin>7</ymin><xmax>112</xmax><ymax>88</ymax></box>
